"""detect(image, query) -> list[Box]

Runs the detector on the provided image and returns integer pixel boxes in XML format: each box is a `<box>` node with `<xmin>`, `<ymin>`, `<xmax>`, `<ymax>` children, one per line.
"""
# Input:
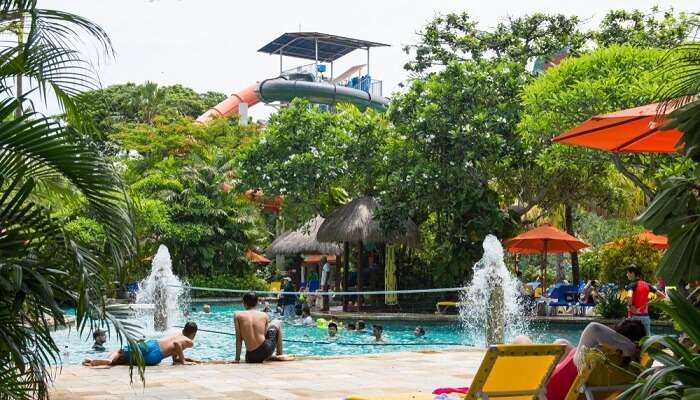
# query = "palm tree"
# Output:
<box><xmin>0</xmin><ymin>1</ymin><xmax>143</xmax><ymax>398</ymax></box>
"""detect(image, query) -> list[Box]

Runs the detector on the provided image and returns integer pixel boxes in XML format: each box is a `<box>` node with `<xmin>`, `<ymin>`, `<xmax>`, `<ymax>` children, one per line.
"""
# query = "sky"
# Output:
<box><xmin>40</xmin><ymin>0</ymin><xmax>698</xmax><ymax>120</ymax></box>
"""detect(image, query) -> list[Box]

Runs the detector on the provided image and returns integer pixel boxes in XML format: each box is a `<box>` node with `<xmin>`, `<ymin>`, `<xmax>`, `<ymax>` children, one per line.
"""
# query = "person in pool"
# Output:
<box><xmin>328</xmin><ymin>322</ymin><xmax>338</xmax><ymax>338</ymax></box>
<box><xmin>82</xmin><ymin>322</ymin><xmax>198</xmax><ymax>367</ymax></box>
<box><xmin>92</xmin><ymin>329</ymin><xmax>107</xmax><ymax>352</ymax></box>
<box><xmin>414</xmin><ymin>326</ymin><xmax>426</xmax><ymax>337</ymax></box>
<box><xmin>234</xmin><ymin>292</ymin><xmax>292</xmax><ymax>363</ymax></box>
<box><xmin>356</xmin><ymin>320</ymin><xmax>366</xmax><ymax>332</ymax></box>
<box><xmin>372</xmin><ymin>325</ymin><xmax>385</xmax><ymax>342</ymax></box>
<box><xmin>346</xmin><ymin>322</ymin><xmax>356</xmax><ymax>331</ymax></box>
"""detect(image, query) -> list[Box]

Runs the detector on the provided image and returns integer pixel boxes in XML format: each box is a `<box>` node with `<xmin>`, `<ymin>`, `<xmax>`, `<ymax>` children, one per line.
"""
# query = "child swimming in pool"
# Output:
<box><xmin>372</xmin><ymin>325</ymin><xmax>385</xmax><ymax>342</ymax></box>
<box><xmin>414</xmin><ymin>326</ymin><xmax>426</xmax><ymax>337</ymax></box>
<box><xmin>328</xmin><ymin>322</ymin><xmax>338</xmax><ymax>338</ymax></box>
<box><xmin>82</xmin><ymin>322</ymin><xmax>199</xmax><ymax>367</ymax></box>
<box><xmin>92</xmin><ymin>329</ymin><xmax>107</xmax><ymax>352</ymax></box>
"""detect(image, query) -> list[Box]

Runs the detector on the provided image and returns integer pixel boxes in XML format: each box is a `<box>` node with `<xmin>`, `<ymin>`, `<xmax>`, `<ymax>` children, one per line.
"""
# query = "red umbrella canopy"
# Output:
<box><xmin>505</xmin><ymin>224</ymin><xmax>589</xmax><ymax>254</ymax></box>
<box><xmin>637</xmin><ymin>230</ymin><xmax>668</xmax><ymax>250</ymax></box>
<box><xmin>245</xmin><ymin>249</ymin><xmax>270</xmax><ymax>264</ymax></box>
<box><xmin>552</xmin><ymin>102</ymin><xmax>683</xmax><ymax>153</ymax></box>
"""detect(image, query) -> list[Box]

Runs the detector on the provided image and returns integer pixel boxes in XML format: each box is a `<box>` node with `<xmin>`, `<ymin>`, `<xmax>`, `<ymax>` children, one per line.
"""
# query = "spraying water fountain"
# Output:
<box><xmin>459</xmin><ymin>235</ymin><xmax>530</xmax><ymax>346</ymax></box>
<box><xmin>135</xmin><ymin>245</ymin><xmax>188</xmax><ymax>331</ymax></box>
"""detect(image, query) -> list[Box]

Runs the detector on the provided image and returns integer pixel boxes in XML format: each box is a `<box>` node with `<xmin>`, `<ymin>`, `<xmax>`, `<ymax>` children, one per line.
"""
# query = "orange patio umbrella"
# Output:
<box><xmin>637</xmin><ymin>230</ymin><xmax>668</xmax><ymax>250</ymax></box>
<box><xmin>552</xmin><ymin>102</ymin><xmax>683</xmax><ymax>153</ymax></box>
<box><xmin>245</xmin><ymin>249</ymin><xmax>270</xmax><ymax>264</ymax></box>
<box><xmin>505</xmin><ymin>224</ymin><xmax>589</xmax><ymax>291</ymax></box>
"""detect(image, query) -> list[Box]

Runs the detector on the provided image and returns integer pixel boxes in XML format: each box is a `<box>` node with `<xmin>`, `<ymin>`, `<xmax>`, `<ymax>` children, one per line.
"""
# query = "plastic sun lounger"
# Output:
<box><xmin>564</xmin><ymin>346</ymin><xmax>652</xmax><ymax>400</ymax></box>
<box><xmin>345</xmin><ymin>344</ymin><xmax>565</xmax><ymax>400</ymax></box>
<box><xmin>436</xmin><ymin>301</ymin><xmax>460</xmax><ymax>313</ymax></box>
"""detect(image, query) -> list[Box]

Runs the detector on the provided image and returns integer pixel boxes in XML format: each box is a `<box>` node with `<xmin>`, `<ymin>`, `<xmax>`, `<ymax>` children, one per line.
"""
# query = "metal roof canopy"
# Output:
<box><xmin>258</xmin><ymin>32</ymin><xmax>389</xmax><ymax>62</ymax></box>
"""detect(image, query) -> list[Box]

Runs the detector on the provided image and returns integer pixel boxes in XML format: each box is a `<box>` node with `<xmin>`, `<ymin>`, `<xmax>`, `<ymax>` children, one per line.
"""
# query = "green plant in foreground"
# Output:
<box><xmin>620</xmin><ymin>289</ymin><xmax>700</xmax><ymax>399</ymax></box>
<box><xmin>0</xmin><ymin>1</ymin><xmax>144</xmax><ymax>398</ymax></box>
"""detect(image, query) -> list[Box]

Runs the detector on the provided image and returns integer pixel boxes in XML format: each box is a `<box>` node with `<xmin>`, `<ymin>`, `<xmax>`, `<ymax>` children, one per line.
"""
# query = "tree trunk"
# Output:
<box><xmin>564</xmin><ymin>204</ymin><xmax>580</xmax><ymax>286</ymax></box>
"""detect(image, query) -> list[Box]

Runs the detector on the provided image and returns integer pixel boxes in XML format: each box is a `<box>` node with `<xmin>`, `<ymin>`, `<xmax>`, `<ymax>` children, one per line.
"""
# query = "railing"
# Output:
<box><xmin>282</xmin><ymin>62</ymin><xmax>316</xmax><ymax>77</ymax></box>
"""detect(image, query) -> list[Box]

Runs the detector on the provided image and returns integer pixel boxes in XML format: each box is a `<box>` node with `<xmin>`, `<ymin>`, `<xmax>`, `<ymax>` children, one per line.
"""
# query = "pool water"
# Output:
<box><xmin>51</xmin><ymin>303</ymin><xmax>660</xmax><ymax>364</ymax></box>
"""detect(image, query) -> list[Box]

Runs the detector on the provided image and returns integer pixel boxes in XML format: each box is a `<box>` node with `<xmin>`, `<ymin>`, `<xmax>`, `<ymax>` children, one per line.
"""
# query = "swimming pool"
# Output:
<box><xmin>51</xmin><ymin>303</ymin><xmax>664</xmax><ymax>364</ymax></box>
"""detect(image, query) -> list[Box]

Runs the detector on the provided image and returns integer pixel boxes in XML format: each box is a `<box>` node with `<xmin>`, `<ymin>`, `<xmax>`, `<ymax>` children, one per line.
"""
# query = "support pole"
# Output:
<box><xmin>279</xmin><ymin>50</ymin><xmax>283</xmax><ymax>76</ymax></box>
<box><xmin>343</xmin><ymin>242</ymin><xmax>350</xmax><ymax>311</ymax></box>
<box><xmin>366</xmin><ymin>47</ymin><xmax>370</xmax><ymax>76</ymax></box>
<box><xmin>358</xmin><ymin>241</ymin><xmax>364</xmax><ymax>311</ymax></box>
<box><xmin>334</xmin><ymin>254</ymin><xmax>341</xmax><ymax>292</ymax></box>
<box><xmin>314</xmin><ymin>39</ymin><xmax>319</xmax><ymax>81</ymax></box>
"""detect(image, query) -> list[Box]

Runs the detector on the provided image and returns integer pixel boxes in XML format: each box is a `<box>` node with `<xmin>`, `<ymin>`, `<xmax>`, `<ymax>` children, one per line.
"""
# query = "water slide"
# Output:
<box><xmin>196</xmin><ymin>77</ymin><xmax>389</xmax><ymax>123</ymax></box>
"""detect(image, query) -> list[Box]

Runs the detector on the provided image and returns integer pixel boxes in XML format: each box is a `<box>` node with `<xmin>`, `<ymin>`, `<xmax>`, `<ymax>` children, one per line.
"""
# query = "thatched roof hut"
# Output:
<box><xmin>265</xmin><ymin>215</ymin><xmax>343</xmax><ymax>256</ymax></box>
<box><xmin>317</xmin><ymin>196</ymin><xmax>419</xmax><ymax>246</ymax></box>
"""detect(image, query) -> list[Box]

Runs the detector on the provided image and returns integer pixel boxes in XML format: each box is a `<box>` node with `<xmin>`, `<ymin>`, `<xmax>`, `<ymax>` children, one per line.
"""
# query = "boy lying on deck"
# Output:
<box><xmin>82</xmin><ymin>322</ymin><xmax>199</xmax><ymax>367</ymax></box>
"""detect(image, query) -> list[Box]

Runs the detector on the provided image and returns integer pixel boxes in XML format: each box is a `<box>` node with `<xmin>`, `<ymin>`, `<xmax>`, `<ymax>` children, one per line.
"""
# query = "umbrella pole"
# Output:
<box><xmin>542</xmin><ymin>240</ymin><xmax>548</xmax><ymax>293</ymax></box>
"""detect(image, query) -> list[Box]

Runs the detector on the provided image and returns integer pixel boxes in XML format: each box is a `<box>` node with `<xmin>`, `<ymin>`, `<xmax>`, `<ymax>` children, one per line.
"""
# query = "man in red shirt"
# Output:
<box><xmin>626</xmin><ymin>264</ymin><xmax>666</xmax><ymax>335</ymax></box>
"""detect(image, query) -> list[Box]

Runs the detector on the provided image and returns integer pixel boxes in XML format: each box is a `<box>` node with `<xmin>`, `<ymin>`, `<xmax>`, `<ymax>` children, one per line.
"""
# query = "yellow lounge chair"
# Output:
<box><xmin>564</xmin><ymin>346</ymin><xmax>651</xmax><ymax>400</ymax></box>
<box><xmin>435</xmin><ymin>301</ymin><xmax>460</xmax><ymax>314</ymax></box>
<box><xmin>269</xmin><ymin>281</ymin><xmax>281</xmax><ymax>292</ymax></box>
<box><xmin>346</xmin><ymin>344</ymin><xmax>565</xmax><ymax>400</ymax></box>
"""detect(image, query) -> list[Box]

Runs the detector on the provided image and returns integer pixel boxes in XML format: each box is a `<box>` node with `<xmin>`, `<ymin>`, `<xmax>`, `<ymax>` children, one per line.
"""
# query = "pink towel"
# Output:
<box><xmin>432</xmin><ymin>387</ymin><xmax>469</xmax><ymax>395</ymax></box>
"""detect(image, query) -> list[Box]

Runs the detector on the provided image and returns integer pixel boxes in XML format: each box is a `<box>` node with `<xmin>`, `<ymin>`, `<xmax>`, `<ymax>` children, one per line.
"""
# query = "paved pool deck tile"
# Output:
<box><xmin>51</xmin><ymin>349</ymin><xmax>485</xmax><ymax>399</ymax></box>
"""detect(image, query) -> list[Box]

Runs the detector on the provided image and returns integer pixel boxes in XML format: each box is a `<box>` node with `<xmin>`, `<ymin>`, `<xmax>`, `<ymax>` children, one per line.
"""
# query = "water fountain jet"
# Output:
<box><xmin>460</xmin><ymin>235</ymin><xmax>529</xmax><ymax>346</ymax></box>
<box><xmin>135</xmin><ymin>245</ymin><xmax>188</xmax><ymax>332</ymax></box>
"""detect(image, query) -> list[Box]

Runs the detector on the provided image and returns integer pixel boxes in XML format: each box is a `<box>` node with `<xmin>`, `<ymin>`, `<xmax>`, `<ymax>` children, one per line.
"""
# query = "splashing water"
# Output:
<box><xmin>459</xmin><ymin>234</ymin><xmax>530</xmax><ymax>346</ymax></box>
<box><xmin>135</xmin><ymin>245</ymin><xmax>189</xmax><ymax>332</ymax></box>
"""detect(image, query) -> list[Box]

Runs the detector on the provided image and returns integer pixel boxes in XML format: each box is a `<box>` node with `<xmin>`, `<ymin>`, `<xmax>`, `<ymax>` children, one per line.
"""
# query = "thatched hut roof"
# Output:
<box><xmin>316</xmin><ymin>196</ymin><xmax>419</xmax><ymax>246</ymax></box>
<box><xmin>265</xmin><ymin>216</ymin><xmax>343</xmax><ymax>256</ymax></box>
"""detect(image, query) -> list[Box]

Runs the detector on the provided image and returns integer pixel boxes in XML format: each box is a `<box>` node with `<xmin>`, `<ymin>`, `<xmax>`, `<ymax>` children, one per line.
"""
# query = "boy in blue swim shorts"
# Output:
<box><xmin>82</xmin><ymin>322</ymin><xmax>198</xmax><ymax>367</ymax></box>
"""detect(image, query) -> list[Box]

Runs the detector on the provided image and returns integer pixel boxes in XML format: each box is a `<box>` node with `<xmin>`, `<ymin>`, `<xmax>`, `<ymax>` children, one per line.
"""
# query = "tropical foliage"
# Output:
<box><xmin>107</xmin><ymin>117</ymin><xmax>269</xmax><ymax>278</ymax></box>
<box><xmin>598</xmin><ymin>238</ymin><xmax>661</xmax><ymax>286</ymax></box>
<box><xmin>0</xmin><ymin>1</ymin><xmax>143</xmax><ymax>398</ymax></box>
<box><xmin>238</xmin><ymin>99</ymin><xmax>392</xmax><ymax>227</ymax></box>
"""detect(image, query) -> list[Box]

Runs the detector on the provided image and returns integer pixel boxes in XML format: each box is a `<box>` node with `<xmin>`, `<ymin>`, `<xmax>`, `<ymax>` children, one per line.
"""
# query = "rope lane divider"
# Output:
<box><xmin>169</xmin><ymin>285</ymin><xmax>466</xmax><ymax>296</ymax></box>
<box><xmin>173</xmin><ymin>326</ymin><xmax>469</xmax><ymax>347</ymax></box>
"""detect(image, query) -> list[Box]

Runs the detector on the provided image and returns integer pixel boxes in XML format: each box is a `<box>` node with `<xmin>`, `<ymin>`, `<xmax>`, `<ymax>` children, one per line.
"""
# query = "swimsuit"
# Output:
<box><xmin>245</xmin><ymin>327</ymin><xmax>278</xmax><ymax>363</ymax></box>
<box><xmin>121</xmin><ymin>339</ymin><xmax>164</xmax><ymax>366</ymax></box>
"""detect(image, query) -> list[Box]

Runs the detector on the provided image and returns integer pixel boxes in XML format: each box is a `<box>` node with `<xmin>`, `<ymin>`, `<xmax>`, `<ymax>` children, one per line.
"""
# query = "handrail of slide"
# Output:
<box><xmin>196</xmin><ymin>77</ymin><xmax>389</xmax><ymax>123</ymax></box>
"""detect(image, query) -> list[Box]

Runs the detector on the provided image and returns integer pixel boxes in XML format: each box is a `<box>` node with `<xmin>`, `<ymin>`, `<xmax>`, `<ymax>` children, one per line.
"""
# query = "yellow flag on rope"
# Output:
<box><xmin>385</xmin><ymin>245</ymin><xmax>397</xmax><ymax>305</ymax></box>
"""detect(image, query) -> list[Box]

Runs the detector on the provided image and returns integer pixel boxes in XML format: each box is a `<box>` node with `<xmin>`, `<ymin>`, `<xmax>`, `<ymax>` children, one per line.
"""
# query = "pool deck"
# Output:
<box><xmin>51</xmin><ymin>349</ymin><xmax>484</xmax><ymax>399</ymax></box>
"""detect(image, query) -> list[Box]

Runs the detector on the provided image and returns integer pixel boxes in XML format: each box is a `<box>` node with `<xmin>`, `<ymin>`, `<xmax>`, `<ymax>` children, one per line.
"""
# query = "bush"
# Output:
<box><xmin>578</xmin><ymin>250</ymin><xmax>601</xmax><ymax>282</ymax></box>
<box><xmin>188</xmin><ymin>274</ymin><xmax>269</xmax><ymax>298</ymax></box>
<box><xmin>598</xmin><ymin>237</ymin><xmax>661</xmax><ymax>286</ymax></box>
<box><xmin>595</xmin><ymin>287</ymin><xmax>627</xmax><ymax>319</ymax></box>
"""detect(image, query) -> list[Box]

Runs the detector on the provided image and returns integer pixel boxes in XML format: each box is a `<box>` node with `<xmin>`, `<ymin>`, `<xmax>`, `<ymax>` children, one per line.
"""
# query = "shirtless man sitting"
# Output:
<box><xmin>235</xmin><ymin>292</ymin><xmax>289</xmax><ymax>363</ymax></box>
<box><xmin>82</xmin><ymin>322</ymin><xmax>198</xmax><ymax>367</ymax></box>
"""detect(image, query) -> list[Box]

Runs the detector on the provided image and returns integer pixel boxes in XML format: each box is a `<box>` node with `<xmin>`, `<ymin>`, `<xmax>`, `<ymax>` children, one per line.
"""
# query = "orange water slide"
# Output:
<box><xmin>196</xmin><ymin>83</ymin><xmax>260</xmax><ymax>123</ymax></box>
